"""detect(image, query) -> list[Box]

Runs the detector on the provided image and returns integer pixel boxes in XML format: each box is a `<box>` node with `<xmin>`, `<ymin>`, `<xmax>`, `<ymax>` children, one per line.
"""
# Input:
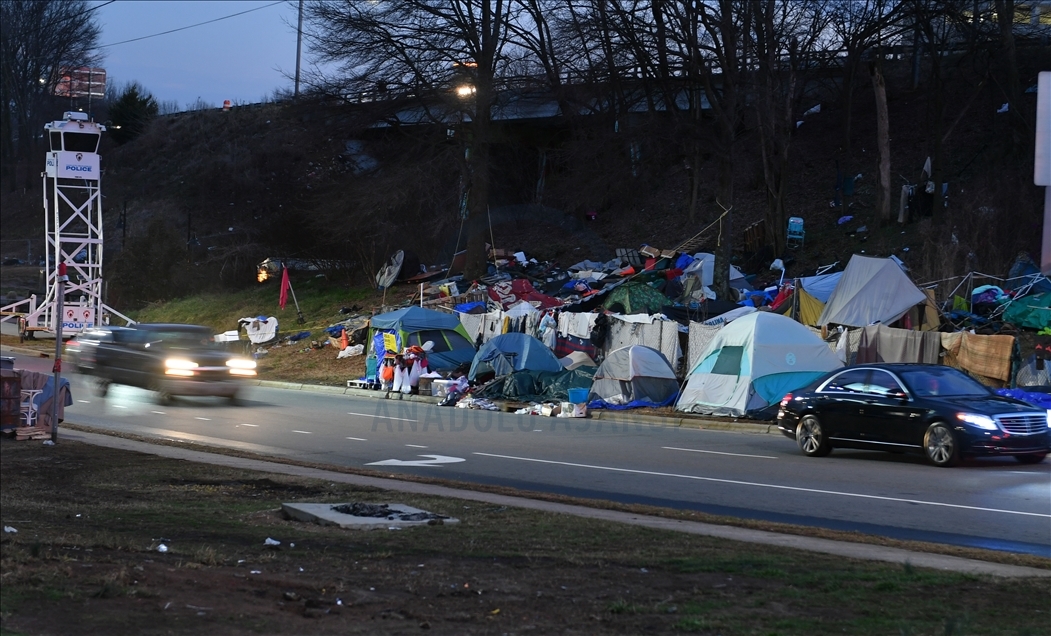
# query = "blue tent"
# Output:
<box><xmin>468</xmin><ymin>333</ymin><xmax>562</xmax><ymax>380</ymax></box>
<box><xmin>369</xmin><ymin>306</ymin><xmax>476</xmax><ymax>370</ymax></box>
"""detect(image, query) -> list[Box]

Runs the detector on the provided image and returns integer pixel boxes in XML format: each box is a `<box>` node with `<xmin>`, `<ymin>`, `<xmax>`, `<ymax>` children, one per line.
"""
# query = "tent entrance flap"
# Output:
<box><xmin>711</xmin><ymin>346</ymin><xmax>745</xmax><ymax>375</ymax></box>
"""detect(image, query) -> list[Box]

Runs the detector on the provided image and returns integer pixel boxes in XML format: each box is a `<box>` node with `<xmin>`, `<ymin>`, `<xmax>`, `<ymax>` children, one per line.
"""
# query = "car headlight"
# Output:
<box><xmin>1046</xmin><ymin>410</ymin><xmax>1051</xmax><ymax>428</ymax></box>
<box><xmin>165</xmin><ymin>358</ymin><xmax>198</xmax><ymax>370</ymax></box>
<box><xmin>226</xmin><ymin>358</ymin><xmax>256</xmax><ymax>370</ymax></box>
<box><xmin>956</xmin><ymin>412</ymin><xmax>998</xmax><ymax>431</ymax></box>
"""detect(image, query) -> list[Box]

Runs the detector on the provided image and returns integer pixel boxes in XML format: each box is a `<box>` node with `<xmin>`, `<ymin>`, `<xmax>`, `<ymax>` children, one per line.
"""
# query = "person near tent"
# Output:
<box><xmin>539</xmin><ymin>311</ymin><xmax>557</xmax><ymax>350</ymax></box>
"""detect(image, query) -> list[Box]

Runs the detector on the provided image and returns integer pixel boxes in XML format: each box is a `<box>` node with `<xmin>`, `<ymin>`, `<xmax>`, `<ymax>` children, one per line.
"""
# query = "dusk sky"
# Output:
<box><xmin>90</xmin><ymin>0</ymin><xmax>310</xmax><ymax>109</ymax></box>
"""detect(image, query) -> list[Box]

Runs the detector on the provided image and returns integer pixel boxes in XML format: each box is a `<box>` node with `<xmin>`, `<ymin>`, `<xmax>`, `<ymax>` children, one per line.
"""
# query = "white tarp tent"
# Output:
<box><xmin>817</xmin><ymin>255</ymin><xmax>927</xmax><ymax>327</ymax></box>
<box><xmin>589</xmin><ymin>345</ymin><xmax>679</xmax><ymax>408</ymax></box>
<box><xmin>677</xmin><ymin>312</ymin><xmax>842</xmax><ymax>417</ymax></box>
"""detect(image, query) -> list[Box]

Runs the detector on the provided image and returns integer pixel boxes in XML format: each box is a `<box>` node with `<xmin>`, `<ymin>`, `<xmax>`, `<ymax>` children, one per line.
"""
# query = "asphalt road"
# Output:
<box><xmin>8</xmin><ymin>349</ymin><xmax>1050</xmax><ymax>557</ymax></box>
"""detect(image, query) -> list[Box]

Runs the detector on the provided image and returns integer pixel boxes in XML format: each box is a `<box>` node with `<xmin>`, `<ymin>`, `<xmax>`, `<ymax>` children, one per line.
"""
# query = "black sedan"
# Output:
<box><xmin>87</xmin><ymin>323</ymin><xmax>256</xmax><ymax>405</ymax></box>
<box><xmin>777</xmin><ymin>364</ymin><xmax>1049</xmax><ymax>467</ymax></box>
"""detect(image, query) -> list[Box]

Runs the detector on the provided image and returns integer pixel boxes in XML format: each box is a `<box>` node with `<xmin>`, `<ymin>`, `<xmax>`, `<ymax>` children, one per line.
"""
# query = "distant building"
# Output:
<box><xmin>53</xmin><ymin>67</ymin><xmax>106</xmax><ymax>99</ymax></box>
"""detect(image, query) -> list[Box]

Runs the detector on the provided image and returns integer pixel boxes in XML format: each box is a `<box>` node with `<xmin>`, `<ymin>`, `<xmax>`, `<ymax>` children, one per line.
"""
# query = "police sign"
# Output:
<box><xmin>45</xmin><ymin>151</ymin><xmax>100</xmax><ymax>179</ymax></box>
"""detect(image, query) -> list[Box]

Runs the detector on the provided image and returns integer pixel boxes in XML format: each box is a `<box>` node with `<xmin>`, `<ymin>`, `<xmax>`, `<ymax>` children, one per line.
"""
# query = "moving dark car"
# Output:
<box><xmin>87</xmin><ymin>323</ymin><xmax>256</xmax><ymax>404</ymax></box>
<box><xmin>69</xmin><ymin>326</ymin><xmax>138</xmax><ymax>373</ymax></box>
<box><xmin>777</xmin><ymin>364</ymin><xmax>1049</xmax><ymax>467</ymax></box>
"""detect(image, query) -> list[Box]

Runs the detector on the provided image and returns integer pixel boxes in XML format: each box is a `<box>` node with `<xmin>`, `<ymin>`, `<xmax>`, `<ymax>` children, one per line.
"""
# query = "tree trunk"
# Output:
<box><xmin>870</xmin><ymin>61</ymin><xmax>892</xmax><ymax>222</ymax></box>
<box><xmin>839</xmin><ymin>54</ymin><xmax>857</xmax><ymax>156</ymax></box>
<box><xmin>995</xmin><ymin>0</ymin><xmax>1025</xmax><ymax>152</ymax></box>
<box><xmin>713</xmin><ymin>125</ymin><xmax>734</xmax><ymax>301</ymax></box>
<box><xmin>464</xmin><ymin>92</ymin><xmax>493</xmax><ymax>281</ymax></box>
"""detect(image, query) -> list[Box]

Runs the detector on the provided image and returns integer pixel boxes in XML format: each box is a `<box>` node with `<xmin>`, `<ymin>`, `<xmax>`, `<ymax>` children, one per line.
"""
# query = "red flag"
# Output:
<box><xmin>279</xmin><ymin>267</ymin><xmax>290</xmax><ymax>309</ymax></box>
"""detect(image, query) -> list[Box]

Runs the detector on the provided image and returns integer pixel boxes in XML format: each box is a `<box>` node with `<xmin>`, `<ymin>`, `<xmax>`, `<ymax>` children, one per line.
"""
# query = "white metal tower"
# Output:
<box><xmin>24</xmin><ymin>112</ymin><xmax>121</xmax><ymax>335</ymax></box>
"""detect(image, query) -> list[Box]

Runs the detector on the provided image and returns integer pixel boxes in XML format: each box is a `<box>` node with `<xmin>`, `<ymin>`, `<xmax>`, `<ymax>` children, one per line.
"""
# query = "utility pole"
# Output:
<box><xmin>50</xmin><ymin>263</ymin><xmax>67</xmax><ymax>443</ymax></box>
<box><xmin>294</xmin><ymin>0</ymin><xmax>304</xmax><ymax>100</ymax></box>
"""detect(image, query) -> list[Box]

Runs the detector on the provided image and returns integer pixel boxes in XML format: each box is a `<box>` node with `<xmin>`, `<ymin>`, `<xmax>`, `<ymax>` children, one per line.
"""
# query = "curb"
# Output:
<box><xmin>2</xmin><ymin>345</ymin><xmax>54</xmax><ymax>359</ymax></box>
<box><xmin>249</xmin><ymin>378</ymin><xmax>777</xmax><ymax>433</ymax></box>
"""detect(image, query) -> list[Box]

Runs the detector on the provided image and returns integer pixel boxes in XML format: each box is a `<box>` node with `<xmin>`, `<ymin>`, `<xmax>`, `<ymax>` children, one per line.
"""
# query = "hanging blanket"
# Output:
<box><xmin>941</xmin><ymin>332</ymin><xmax>1014</xmax><ymax>382</ymax></box>
<box><xmin>856</xmin><ymin>324</ymin><xmax>941</xmax><ymax>364</ymax></box>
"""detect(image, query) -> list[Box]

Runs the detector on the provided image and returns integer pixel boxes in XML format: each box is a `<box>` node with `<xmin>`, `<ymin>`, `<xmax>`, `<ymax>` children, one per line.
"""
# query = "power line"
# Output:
<box><xmin>97</xmin><ymin>1</ymin><xmax>285</xmax><ymax>49</ymax></box>
<box><xmin>5</xmin><ymin>0</ymin><xmax>116</xmax><ymax>40</ymax></box>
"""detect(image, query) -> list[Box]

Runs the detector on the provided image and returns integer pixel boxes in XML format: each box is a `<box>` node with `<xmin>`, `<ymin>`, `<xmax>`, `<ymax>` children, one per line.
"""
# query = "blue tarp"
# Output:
<box><xmin>996</xmin><ymin>388</ymin><xmax>1051</xmax><ymax>410</ymax></box>
<box><xmin>588</xmin><ymin>392</ymin><xmax>677</xmax><ymax>411</ymax></box>
<box><xmin>371</xmin><ymin>306</ymin><xmax>463</xmax><ymax>332</ymax></box>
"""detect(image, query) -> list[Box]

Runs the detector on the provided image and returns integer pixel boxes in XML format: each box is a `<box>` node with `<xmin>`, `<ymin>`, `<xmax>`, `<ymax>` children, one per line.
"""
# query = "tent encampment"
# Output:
<box><xmin>602</xmin><ymin>282</ymin><xmax>669</xmax><ymax>315</ymax></box>
<box><xmin>677</xmin><ymin>312</ymin><xmax>842</xmax><ymax>417</ymax></box>
<box><xmin>369</xmin><ymin>306</ymin><xmax>476</xmax><ymax>369</ymax></box>
<box><xmin>468</xmin><ymin>332</ymin><xmax>563</xmax><ymax>380</ymax></box>
<box><xmin>589</xmin><ymin>345</ymin><xmax>679</xmax><ymax>409</ymax></box>
<box><xmin>817</xmin><ymin>254</ymin><xmax>927</xmax><ymax>327</ymax></box>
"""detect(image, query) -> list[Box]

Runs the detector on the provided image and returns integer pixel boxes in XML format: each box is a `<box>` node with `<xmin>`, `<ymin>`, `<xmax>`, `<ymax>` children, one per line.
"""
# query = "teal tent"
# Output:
<box><xmin>468</xmin><ymin>333</ymin><xmax>562</xmax><ymax>380</ymax></box>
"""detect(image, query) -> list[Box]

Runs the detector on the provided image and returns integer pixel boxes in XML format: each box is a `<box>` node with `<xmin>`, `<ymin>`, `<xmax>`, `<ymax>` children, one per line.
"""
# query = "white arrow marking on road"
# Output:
<box><xmin>366</xmin><ymin>455</ymin><xmax>465</xmax><ymax>467</ymax></box>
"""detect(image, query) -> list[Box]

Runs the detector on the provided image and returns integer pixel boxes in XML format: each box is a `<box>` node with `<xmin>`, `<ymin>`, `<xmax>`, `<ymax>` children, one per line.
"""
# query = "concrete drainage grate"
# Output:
<box><xmin>282</xmin><ymin>502</ymin><xmax>459</xmax><ymax>530</ymax></box>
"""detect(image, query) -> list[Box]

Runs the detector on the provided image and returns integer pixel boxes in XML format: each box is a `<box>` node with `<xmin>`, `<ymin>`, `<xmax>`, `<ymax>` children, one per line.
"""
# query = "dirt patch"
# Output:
<box><xmin>2</xmin><ymin>437</ymin><xmax>1049</xmax><ymax>635</ymax></box>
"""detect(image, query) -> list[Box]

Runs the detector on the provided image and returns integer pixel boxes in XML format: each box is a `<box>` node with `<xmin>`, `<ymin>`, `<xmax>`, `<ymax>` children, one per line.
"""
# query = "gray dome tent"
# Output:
<box><xmin>588</xmin><ymin>345</ymin><xmax>679</xmax><ymax>409</ymax></box>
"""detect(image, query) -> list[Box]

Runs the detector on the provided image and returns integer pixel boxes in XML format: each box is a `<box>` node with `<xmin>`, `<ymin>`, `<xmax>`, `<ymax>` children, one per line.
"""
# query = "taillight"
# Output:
<box><xmin>779</xmin><ymin>393</ymin><xmax>792</xmax><ymax>408</ymax></box>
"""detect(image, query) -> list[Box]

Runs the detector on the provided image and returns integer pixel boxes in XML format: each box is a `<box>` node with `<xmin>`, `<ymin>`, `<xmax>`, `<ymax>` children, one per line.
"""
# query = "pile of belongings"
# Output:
<box><xmin>379</xmin><ymin>343</ymin><xmax>433</xmax><ymax>394</ymax></box>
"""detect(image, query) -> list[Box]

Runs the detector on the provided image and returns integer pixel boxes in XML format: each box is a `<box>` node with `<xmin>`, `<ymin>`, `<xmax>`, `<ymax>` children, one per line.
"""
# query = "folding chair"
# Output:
<box><xmin>787</xmin><ymin>217</ymin><xmax>805</xmax><ymax>249</ymax></box>
<box><xmin>346</xmin><ymin>355</ymin><xmax>380</xmax><ymax>390</ymax></box>
<box><xmin>20</xmin><ymin>389</ymin><xmax>42</xmax><ymax>427</ymax></box>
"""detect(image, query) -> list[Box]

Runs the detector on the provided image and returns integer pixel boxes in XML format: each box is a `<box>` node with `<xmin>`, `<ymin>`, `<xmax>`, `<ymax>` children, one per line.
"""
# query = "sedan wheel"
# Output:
<box><xmin>796</xmin><ymin>415</ymin><xmax>831</xmax><ymax>457</ymax></box>
<box><xmin>923</xmin><ymin>422</ymin><xmax>959</xmax><ymax>467</ymax></box>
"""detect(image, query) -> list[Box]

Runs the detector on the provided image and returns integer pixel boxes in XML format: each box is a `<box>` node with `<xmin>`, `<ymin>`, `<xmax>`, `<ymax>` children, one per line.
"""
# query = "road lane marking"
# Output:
<box><xmin>345</xmin><ymin>437</ymin><xmax>367</xmax><ymax>441</ymax></box>
<box><xmin>663</xmin><ymin>446</ymin><xmax>776</xmax><ymax>460</ymax></box>
<box><xmin>195</xmin><ymin>417</ymin><xmax>210</xmax><ymax>421</ymax></box>
<box><xmin>113</xmin><ymin>405</ymin><xmax>127</xmax><ymax>409</ymax></box>
<box><xmin>292</xmin><ymin>430</ymin><xmax>312</xmax><ymax>435</ymax></box>
<box><xmin>405</xmin><ymin>444</ymin><xmax>428</xmax><ymax>448</ymax></box>
<box><xmin>77</xmin><ymin>399</ymin><xmax>90</xmax><ymax>403</ymax></box>
<box><xmin>150</xmin><ymin>410</ymin><xmax>166</xmax><ymax>415</ymax></box>
<box><xmin>472</xmin><ymin>452</ymin><xmax>1050</xmax><ymax>518</ymax></box>
<box><xmin>238</xmin><ymin>423</ymin><xmax>258</xmax><ymax>427</ymax></box>
<box><xmin>367</xmin><ymin>455</ymin><xmax>464</xmax><ymax>467</ymax></box>
<box><xmin>347</xmin><ymin>411</ymin><xmax>417</xmax><ymax>422</ymax></box>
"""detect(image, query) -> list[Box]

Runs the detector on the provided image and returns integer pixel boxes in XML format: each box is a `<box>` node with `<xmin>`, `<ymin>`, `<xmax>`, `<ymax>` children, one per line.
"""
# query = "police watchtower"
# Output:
<box><xmin>19</xmin><ymin>112</ymin><xmax>131</xmax><ymax>335</ymax></box>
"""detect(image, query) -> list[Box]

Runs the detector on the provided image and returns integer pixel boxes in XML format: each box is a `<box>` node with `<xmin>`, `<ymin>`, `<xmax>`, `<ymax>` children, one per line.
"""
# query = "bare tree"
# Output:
<box><xmin>826</xmin><ymin>0</ymin><xmax>904</xmax><ymax>159</ymax></box>
<box><xmin>0</xmin><ymin>0</ymin><xmax>101</xmax><ymax>191</ymax></box>
<box><xmin>680</xmin><ymin>0</ymin><xmax>750</xmax><ymax>300</ymax></box>
<box><xmin>751</xmin><ymin>0</ymin><xmax>828</xmax><ymax>254</ymax></box>
<box><xmin>302</xmin><ymin>1</ymin><xmax>519</xmax><ymax>278</ymax></box>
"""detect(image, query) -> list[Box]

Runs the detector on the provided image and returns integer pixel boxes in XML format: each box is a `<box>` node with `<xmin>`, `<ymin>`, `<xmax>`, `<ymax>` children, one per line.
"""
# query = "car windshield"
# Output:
<box><xmin>899</xmin><ymin>367</ymin><xmax>990</xmax><ymax>397</ymax></box>
<box><xmin>146</xmin><ymin>330</ymin><xmax>214</xmax><ymax>349</ymax></box>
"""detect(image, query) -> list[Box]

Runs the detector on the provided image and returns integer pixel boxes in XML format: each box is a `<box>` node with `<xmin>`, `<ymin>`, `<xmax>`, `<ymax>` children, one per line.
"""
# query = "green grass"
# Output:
<box><xmin>2</xmin><ymin>438</ymin><xmax>1049</xmax><ymax>635</ymax></box>
<box><xmin>127</xmin><ymin>277</ymin><xmax>381</xmax><ymax>334</ymax></box>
